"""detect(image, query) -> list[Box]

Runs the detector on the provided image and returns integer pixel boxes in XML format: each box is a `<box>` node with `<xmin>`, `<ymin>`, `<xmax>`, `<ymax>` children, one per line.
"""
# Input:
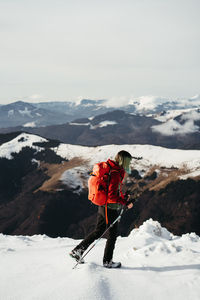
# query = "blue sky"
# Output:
<box><xmin>0</xmin><ymin>0</ymin><xmax>199</xmax><ymax>104</ymax></box>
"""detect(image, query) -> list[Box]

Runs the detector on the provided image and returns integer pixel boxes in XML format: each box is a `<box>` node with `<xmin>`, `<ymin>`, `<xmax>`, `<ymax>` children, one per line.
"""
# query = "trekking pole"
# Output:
<box><xmin>72</xmin><ymin>206</ymin><xmax>126</xmax><ymax>269</ymax></box>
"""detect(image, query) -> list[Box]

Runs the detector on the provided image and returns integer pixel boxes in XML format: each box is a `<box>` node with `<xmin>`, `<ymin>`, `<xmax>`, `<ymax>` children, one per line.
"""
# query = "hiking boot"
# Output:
<box><xmin>103</xmin><ymin>261</ymin><xmax>121</xmax><ymax>268</ymax></box>
<box><xmin>69</xmin><ymin>248</ymin><xmax>85</xmax><ymax>263</ymax></box>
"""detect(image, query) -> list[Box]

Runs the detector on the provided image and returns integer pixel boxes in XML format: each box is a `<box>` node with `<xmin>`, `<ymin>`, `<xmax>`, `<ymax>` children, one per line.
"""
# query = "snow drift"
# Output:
<box><xmin>0</xmin><ymin>219</ymin><xmax>199</xmax><ymax>300</ymax></box>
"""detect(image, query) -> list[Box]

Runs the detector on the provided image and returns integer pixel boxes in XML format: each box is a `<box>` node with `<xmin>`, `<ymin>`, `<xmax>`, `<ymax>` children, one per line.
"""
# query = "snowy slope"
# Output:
<box><xmin>0</xmin><ymin>219</ymin><xmax>199</xmax><ymax>300</ymax></box>
<box><xmin>0</xmin><ymin>133</ymin><xmax>48</xmax><ymax>159</ymax></box>
<box><xmin>55</xmin><ymin>143</ymin><xmax>200</xmax><ymax>169</ymax></box>
<box><xmin>55</xmin><ymin>143</ymin><xmax>200</xmax><ymax>190</ymax></box>
<box><xmin>1</xmin><ymin>132</ymin><xmax>200</xmax><ymax>191</ymax></box>
<box><xmin>152</xmin><ymin>108</ymin><xmax>199</xmax><ymax>123</ymax></box>
<box><xmin>130</xmin><ymin>95</ymin><xmax>200</xmax><ymax>113</ymax></box>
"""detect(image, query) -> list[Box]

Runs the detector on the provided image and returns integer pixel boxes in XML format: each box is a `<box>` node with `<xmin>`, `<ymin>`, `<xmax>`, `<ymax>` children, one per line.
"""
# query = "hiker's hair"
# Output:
<box><xmin>115</xmin><ymin>150</ymin><xmax>132</xmax><ymax>171</ymax></box>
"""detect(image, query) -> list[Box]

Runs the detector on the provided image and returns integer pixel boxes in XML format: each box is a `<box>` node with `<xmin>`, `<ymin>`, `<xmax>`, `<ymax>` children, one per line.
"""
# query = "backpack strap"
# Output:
<box><xmin>105</xmin><ymin>161</ymin><xmax>112</xmax><ymax>225</ymax></box>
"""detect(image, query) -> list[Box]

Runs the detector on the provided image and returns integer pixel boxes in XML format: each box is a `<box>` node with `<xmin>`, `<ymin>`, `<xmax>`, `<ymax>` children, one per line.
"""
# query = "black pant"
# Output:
<box><xmin>74</xmin><ymin>206</ymin><xmax>119</xmax><ymax>263</ymax></box>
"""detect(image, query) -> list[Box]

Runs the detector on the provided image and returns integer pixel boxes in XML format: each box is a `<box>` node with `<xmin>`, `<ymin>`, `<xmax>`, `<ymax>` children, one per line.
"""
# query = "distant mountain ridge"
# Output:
<box><xmin>0</xmin><ymin>99</ymin><xmax>118</xmax><ymax>128</ymax></box>
<box><xmin>1</xmin><ymin>95</ymin><xmax>200</xmax><ymax>128</ymax></box>
<box><xmin>1</xmin><ymin>109</ymin><xmax>200</xmax><ymax>149</ymax></box>
<box><xmin>1</xmin><ymin>97</ymin><xmax>200</xmax><ymax>149</ymax></box>
<box><xmin>0</xmin><ymin>101</ymin><xmax>72</xmax><ymax>127</ymax></box>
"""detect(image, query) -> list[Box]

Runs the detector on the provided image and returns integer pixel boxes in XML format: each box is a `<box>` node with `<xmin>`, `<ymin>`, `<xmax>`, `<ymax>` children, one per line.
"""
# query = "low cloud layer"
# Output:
<box><xmin>181</xmin><ymin>110</ymin><xmax>200</xmax><ymax>121</ymax></box>
<box><xmin>152</xmin><ymin>119</ymin><xmax>199</xmax><ymax>136</ymax></box>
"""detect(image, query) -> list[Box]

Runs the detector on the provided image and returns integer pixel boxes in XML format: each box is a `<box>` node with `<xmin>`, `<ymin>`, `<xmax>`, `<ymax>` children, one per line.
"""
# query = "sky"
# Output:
<box><xmin>0</xmin><ymin>0</ymin><xmax>200</xmax><ymax>104</ymax></box>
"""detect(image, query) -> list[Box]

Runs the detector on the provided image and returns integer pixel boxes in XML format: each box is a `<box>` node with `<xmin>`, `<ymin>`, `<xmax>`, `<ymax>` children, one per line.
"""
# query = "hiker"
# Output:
<box><xmin>70</xmin><ymin>150</ymin><xmax>133</xmax><ymax>268</ymax></box>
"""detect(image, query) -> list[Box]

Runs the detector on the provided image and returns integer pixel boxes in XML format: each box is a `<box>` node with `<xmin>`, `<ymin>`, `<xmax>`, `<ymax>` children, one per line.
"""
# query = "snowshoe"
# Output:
<box><xmin>103</xmin><ymin>261</ymin><xmax>121</xmax><ymax>268</ymax></box>
<box><xmin>69</xmin><ymin>249</ymin><xmax>85</xmax><ymax>264</ymax></box>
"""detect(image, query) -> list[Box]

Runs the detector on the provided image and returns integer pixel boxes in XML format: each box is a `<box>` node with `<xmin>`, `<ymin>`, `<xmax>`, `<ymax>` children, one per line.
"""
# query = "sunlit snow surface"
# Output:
<box><xmin>1</xmin><ymin>133</ymin><xmax>200</xmax><ymax>191</ymax></box>
<box><xmin>55</xmin><ymin>143</ymin><xmax>200</xmax><ymax>169</ymax></box>
<box><xmin>0</xmin><ymin>219</ymin><xmax>199</xmax><ymax>300</ymax></box>
<box><xmin>23</xmin><ymin>122</ymin><xmax>37</xmax><ymax>128</ymax></box>
<box><xmin>0</xmin><ymin>134</ymin><xmax>200</xmax><ymax>299</ymax></box>
<box><xmin>0</xmin><ymin>133</ymin><xmax>48</xmax><ymax>159</ymax></box>
<box><xmin>55</xmin><ymin>143</ymin><xmax>200</xmax><ymax>190</ymax></box>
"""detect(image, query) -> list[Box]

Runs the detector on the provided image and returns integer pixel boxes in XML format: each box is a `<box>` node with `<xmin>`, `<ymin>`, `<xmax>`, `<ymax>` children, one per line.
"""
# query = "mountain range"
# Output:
<box><xmin>0</xmin><ymin>95</ymin><xmax>200</xmax><ymax>128</ymax></box>
<box><xmin>1</xmin><ymin>109</ymin><xmax>200</xmax><ymax>149</ymax></box>
<box><xmin>0</xmin><ymin>132</ymin><xmax>200</xmax><ymax>238</ymax></box>
<box><xmin>0</xmin><ymin>97</ymin><xmax>200</xmax><ymax>149</ymax></box>
<box><xmin>1</xmin><ymin>96</ymin><xmax>200</xmax><ymax>238</ymax></box>
<box><xmin>0</xmin><ymin>100</ymin><xmax>117</xmax><ymax>128</ymax></box>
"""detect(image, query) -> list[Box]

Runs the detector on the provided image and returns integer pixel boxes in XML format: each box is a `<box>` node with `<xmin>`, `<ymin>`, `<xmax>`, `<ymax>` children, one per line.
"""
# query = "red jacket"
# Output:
<box><xmin>106</xmin><ymin>159</ymin><xmax>126</xmax><ymax>205</ymax></box>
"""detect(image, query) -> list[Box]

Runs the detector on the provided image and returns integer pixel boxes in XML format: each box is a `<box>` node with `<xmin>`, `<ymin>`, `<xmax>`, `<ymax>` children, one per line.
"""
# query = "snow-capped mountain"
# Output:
<box><xmin>0</xmin><ymin>101</ymin><xmax>72</xmax><ymax>127</ymax></box>
<box><xmin>2</xmin><ymin>109</ymin><xmax>199</xmax><ymax>150</ymax></box>
<box><xmin>33</xmin><ymin>99</ymin><xmax>114</xmax><ymax>118</ymax></box>
<box><xmin>129</xmin><ymin>94</ymin><xmax>200</xmax><ymax>114</ymax></box>
<box><xmin>0</xmin><ymin>219</ymin><xmax>200</xmax><ymax>300</ymax></box>
<box><xmin>33</xmin><ymin>95</ymin><xmax>200</xmax><ymax>115</ymax></box>
<box><xmin>0</xmin><ymin>132</ymin><xmax>200</xmax><ymax>238</ymax></box>
<box><xmin>0</xmin><ymin>99</ymin><xmax>117</xmax><ymax>128</ymax></box>
<box><xmin>1</xmin><ymin>95</ymin><xmax>200</xmax><ymax>129</ymax></box>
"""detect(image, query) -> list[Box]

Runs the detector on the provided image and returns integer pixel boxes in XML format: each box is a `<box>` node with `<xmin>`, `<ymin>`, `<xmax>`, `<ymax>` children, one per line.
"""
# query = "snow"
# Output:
<box><xmin>190</xmin><ymin>94</ymin><xmax>200</xmax><ymax>101</ymax></box>
<box><xmin>1</xmin><ymin>132</ymin><xmax>200</xmax><ymax>189</ymax></box>
<box><xmin>8</xmin><ymin>109</ymin><xmax>14</xmax><ymax>117</ymax></box>
<box><xmin>153</xmin><ymin>108</ymin><xmax>197</xmax><ymax>122</ymax></box>
<box><xmin>61</xmin><ymin>167</ymin><xmax>85</xmax><ymax>193</ymax></box>
<box><xmin>152</xmin><ymin>108</ymin><xmax>200</xmax><ymax>136</ymax></box>
<box><xmin>90</xmin><ymin>121</ymin><xmax>118</xmax><ymax>129</ymax></box>
<box><xmin>98</xmin><ymin>121</ymin><xmax>117</xmax><ymax>127</ymax></box>
<box><xmin>31</xmin><ymin>158</ymin><xmax>40</xmax><ymax>167</ymax></box>
<box><xmin>0</xmin><ymin>219</ymin><xmax>199</xmax><ymax>300</ymax></box>
<box><xmin>151</xmin><ymin>119</ymin><xmax>199</xmax><ymax>135</ymax></box>
<box><xmin>69</xmin><ymin>122</ymin><xmax>90</xmax><ymax>126</ymax></box>
<box><xmin>1</xmin><ymin>133</ymin><xmax>200</xmax><ymax>299</ymax></box>
<box><xmin>0</xmin><ymin>133</ymin><xmax>48</xmax><ymax>159</ymax></box>
<box><xmin>179</xmin><ymin>170</ymin><xmax>200</xmax><ymax>180</ymax></box>
<box><xmin>19</xmin><ymin>107</ymin><xmax>33</xmax><ymax>117</ymax></box>
<box><xmin>55</xmin><ymin>143</ymin><xmax>200</xmax><ymax>171</ymax></box>
<box><xmin>69</xmin><ymin>120</ymin><xmax>117</xmax><ymax>129</ymax></box>
<box><xmin>53</xmin><ymin>142</ymin><xmax>200</xmax><ymax>190</ymax></box>
<box><xmin>133</xmin><ymin>96</ymin><xmax>170</xmax><ymax>112</ymax></box>
<box><xmin>23</xmin><ymin>122</ymin><xmax>37</xmax><ymax>128</ymax></box>
<box><xmin>181</xmin><ymin>110</ymin><xmax>200</xmax><ymax>121</ymax></box>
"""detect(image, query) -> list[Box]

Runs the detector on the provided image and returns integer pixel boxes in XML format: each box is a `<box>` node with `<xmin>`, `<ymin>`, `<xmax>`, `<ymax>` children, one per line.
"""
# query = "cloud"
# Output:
<box><xmin>104</xmin><ymin>95</ymin><xmax>172</xmax><ymax>109</ymax></box>
<box><xmin>28</xmin><ymin>94</ymin><xmax>44</xmax><ymax>100</ymax></box>
<box><xmin>132</xmin><ymin>96</ymin><xmax>173</xmax><ymax>112</ymax></box>
<box><xmin>105</xmin><ymin>96</ymin><xmax>131</xmax><ymax>108</ymax></box>
<box><xmin>181</xmin><ymin>110</ymin><xmax>200</xmax><ymax>121</ymax></box>
<box><xmin>74</xmin><ymin>96</ymin><xmax>132</xmax><ymax>108</ymax></box>
<box><xmin>151</xmin><ymin>119</ymin><xmax>199</xmax><ymax>136</ymax></box>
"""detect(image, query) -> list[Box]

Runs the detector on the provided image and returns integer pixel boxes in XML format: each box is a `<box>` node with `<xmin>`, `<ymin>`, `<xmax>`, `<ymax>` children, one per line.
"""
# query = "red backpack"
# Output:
<box><xmin>88</xmin><ymin>161</ymin><xmax>111</xmax><ymax>206</ymax></box>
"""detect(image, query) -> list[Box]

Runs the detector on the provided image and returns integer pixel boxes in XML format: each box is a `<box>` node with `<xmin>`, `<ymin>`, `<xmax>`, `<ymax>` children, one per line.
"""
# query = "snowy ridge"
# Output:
<box><xmin>153</xmin><ymin>108</ymin><xmax>200</xmax><ymax>123</ymax></box>
<box><xmin>152</xmin><ymin>118</ymin><xmax>199</xmax><ymax>136</ymax></box>
<box><xmin>151</xmin><ymin>108</ymin><xmax>200</xmax><ymax>136</ymax></box>
<box><xmin>69</xmin><ymin>120</ymin><xmax>118</xmax><ymax>130</ymax></box>
<box><xmin>129</xmin><ymin>95</ymin><xmax>200</xmax><ymax>113</ymax></box>
<box><xmin>0</xmin><ymin>133</ymin><xmax>48</xmax><ymax>159</ymax></box>
<box><xmin>0</xmin><ymin>219</ymin><xmax>199</xmax><ymax>300</ymax></box>
<box><xmin>55</xmin><ymin>142</ymin><xmax>200</xmax><ymax>169</ymax></box>
<box><xmin>55</xmin><ymin>142</ymin><xmax>200</xmax><ymax>191</ymax></box>
<box><xmin>1</xmin><ymin>133</ymin><xmax>200</xmax><ymax>191</ymax></box>
<box><xmin>1</xmin><ymin>133</ymin><xmax>199</xmax><ymax>172</ymax></box>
